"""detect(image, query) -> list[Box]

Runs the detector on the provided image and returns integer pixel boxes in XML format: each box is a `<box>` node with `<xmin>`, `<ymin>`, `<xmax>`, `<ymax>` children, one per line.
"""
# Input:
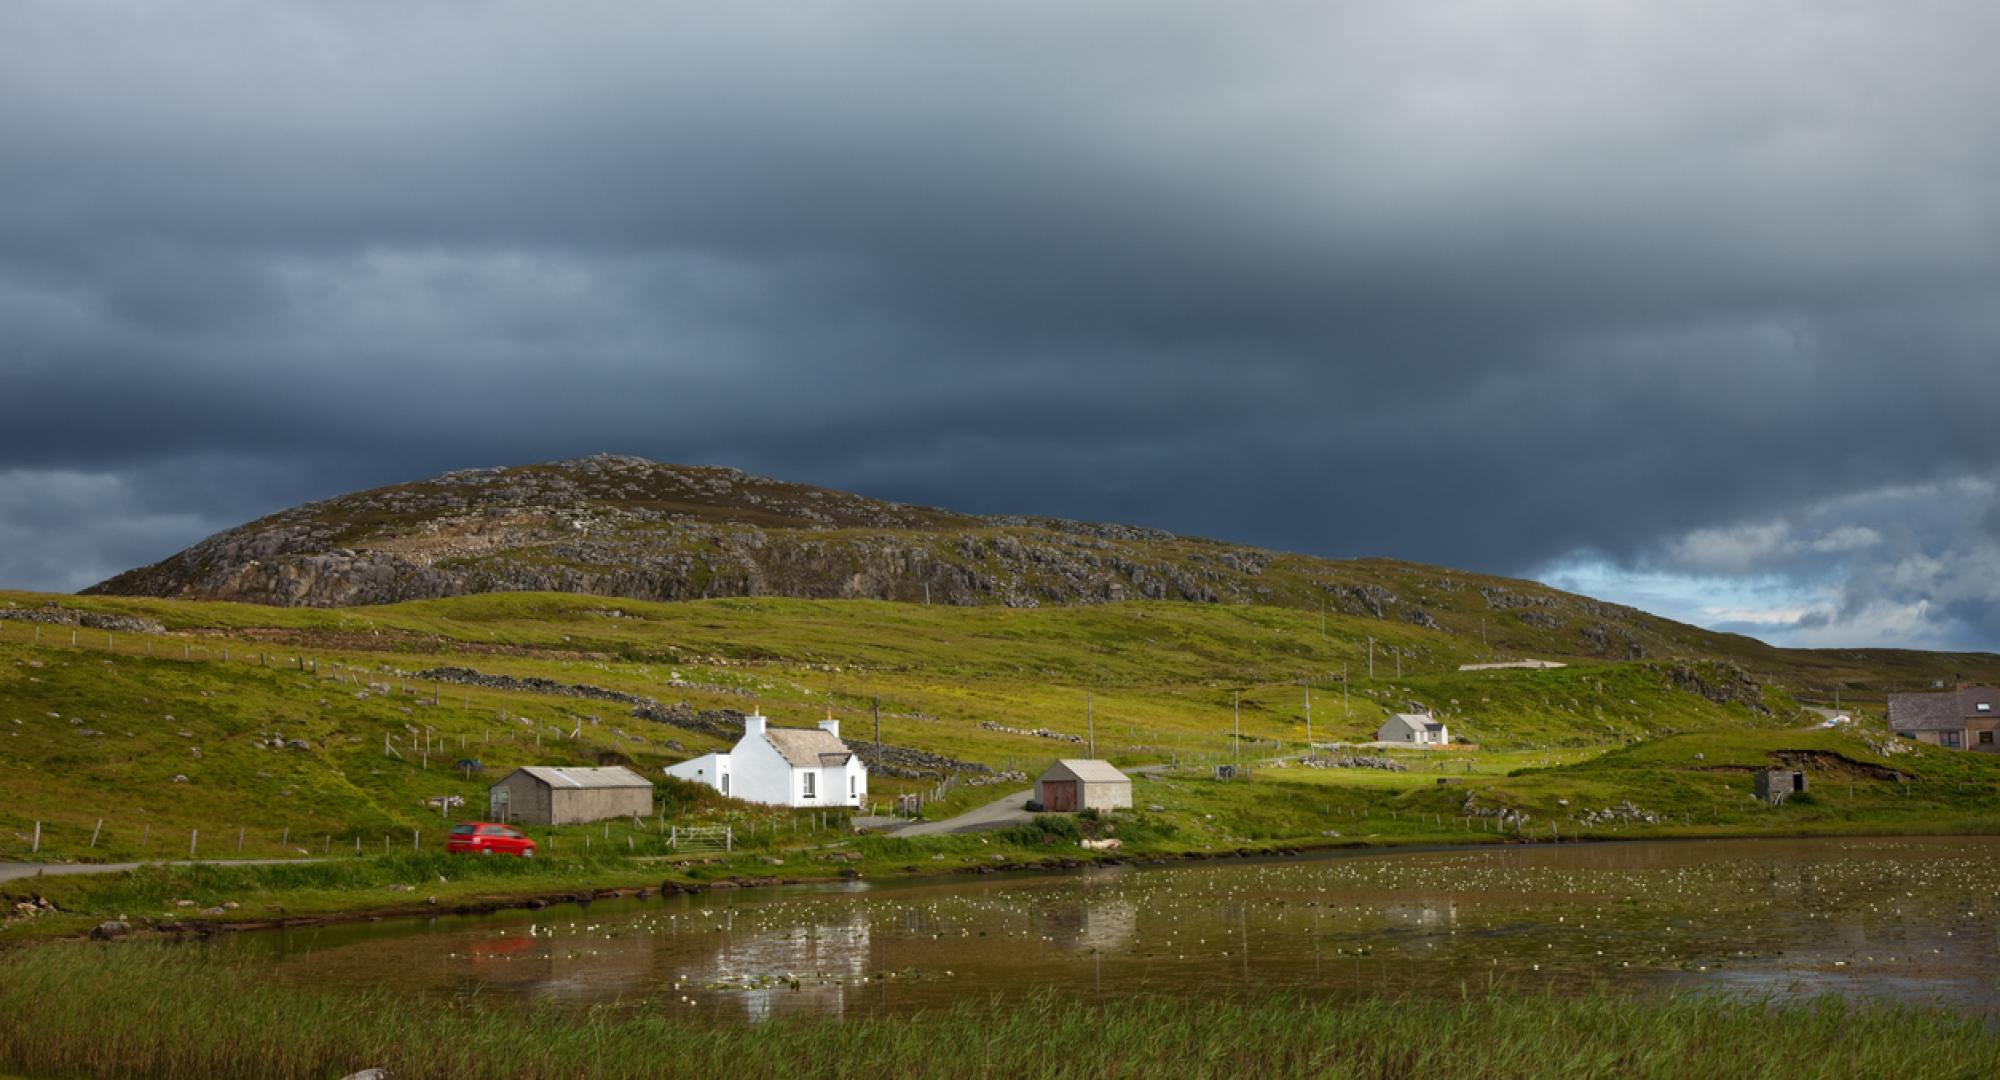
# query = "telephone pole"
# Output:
<box><xmin>873</xmin><ymin>695</ymin><xmax>882</xmax><ymax>769</ymax></box>
<box><xmin>1303</xmin><ymin>682</ymin><xmax>1312</xmax><ymax>758</ymax></box>
<box><xmin>1233</xmin><ymin>691</ymin><xmax>1241</xmax><ymax>766</ymax></box>
<box><xmin>1087</xmin><ymin>690</ymin><xmax>1095</xmax><ymax>758</ymax></box>
<box><xmin>1367</xmin><ymin>637</ymin><xmax>1375</xmax><ymax>680</ymax></box>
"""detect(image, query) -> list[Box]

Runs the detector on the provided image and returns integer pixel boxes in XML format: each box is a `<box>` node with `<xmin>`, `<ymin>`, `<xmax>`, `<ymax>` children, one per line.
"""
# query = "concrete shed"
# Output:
<box><xmin>488</xmin><ymin>765</ymin><xmax>653</xmax><ymax>825</ymax></box>
<box><xmin>1036</xmin><ymin>759</ymin><xmax>1132</xmax><ymax>812</ymax></box>
<box><xmin>1754</xmin><ymin>768</ymin><xmax>1807</xmax><ymax>805</ymax></box>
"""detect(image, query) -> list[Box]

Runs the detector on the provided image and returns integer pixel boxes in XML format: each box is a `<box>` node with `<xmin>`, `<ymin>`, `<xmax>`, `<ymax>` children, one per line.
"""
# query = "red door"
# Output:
<box><xmin>1046</xmin><ymin>780</ymin><xmax>1079</xmax><ymax>812</ymax></box>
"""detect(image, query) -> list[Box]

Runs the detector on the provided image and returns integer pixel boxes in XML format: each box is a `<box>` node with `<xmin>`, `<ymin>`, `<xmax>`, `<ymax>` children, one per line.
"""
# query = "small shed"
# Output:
<box><xmin>1036</xmin><ymin>759</ymin><xmax>1133</xmax><ymax>812</ymax></box>
<box><xmin>1754</xmin><ymin>768</ymin><xmax>1806</xmax><ymax>805</ymax></box>
<box><xmin>489</xmin><ymin>765</ymin><xmax>653</xmax><ymax>825</ymax></box>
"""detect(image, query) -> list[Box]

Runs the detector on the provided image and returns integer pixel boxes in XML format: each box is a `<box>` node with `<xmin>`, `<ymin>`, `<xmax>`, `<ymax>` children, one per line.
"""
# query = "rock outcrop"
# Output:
<box><xmin>85</xmin><ymin>455</ymin><xmax>1280</xmax><ymax>610</ymax></box>
<box><xmin>78</xmin><ymin>453</ymin><xmax>1706</xmax><ymax>666</ymax></box>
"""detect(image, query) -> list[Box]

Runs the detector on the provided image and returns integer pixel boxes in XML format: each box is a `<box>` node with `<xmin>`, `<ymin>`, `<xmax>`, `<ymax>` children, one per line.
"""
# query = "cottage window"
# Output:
<box><xmin>850</xmin><ymin>774</ymin><xmax>857</xmax><ymax>797</ymax></box>
<box><xmin>1980</xmin><ymin>703</ymin><xmax>1992</xmax><ymax>712</ymax></box>
<box><xmin>1983</xmin><ymin>731</ymin><xmax>1995</xmax><ymax>746</ymax></box>
<box><xmin>802</xmin><ymin>772</ymin><xmax>816</xmax><ymax>799</ymax></box>
<box><xmin>1944</xmin><ymin>731</ymin><xmax>1962</xmax><ymax>748</ymax></box>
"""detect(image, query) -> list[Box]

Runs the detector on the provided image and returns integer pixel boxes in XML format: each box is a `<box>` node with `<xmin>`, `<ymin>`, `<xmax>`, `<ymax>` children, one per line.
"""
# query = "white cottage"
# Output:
<box><xmin>1377</xmin><ymin>713</ymin><xmax>1449</xmax><ymax>746</ymax></box>
<box><xmin>664</xmin><ymin>712</ymin><xmax>868</xmax><ymax>808</ymax></box>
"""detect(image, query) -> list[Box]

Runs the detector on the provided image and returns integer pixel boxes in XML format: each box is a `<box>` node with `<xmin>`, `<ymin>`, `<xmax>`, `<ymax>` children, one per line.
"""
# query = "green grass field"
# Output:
<box><xmin>5</xmin><ymin>589</ymin><xmax>2000</xmax><ymax>933</ymax></box>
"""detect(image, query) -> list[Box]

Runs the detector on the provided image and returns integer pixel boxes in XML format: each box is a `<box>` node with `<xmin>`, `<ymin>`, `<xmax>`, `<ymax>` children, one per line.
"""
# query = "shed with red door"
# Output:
<box><xmin>1035</xmin><ymin>759</ymin><xmax>1132</xmax><ymax>813</ymax></box>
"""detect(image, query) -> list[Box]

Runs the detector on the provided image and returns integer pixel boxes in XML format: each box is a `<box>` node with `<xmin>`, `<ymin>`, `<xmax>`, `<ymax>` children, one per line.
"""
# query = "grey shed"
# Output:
<box><xmin>1754</xmin><ymin>768</ymin><xmax>1806</xmax><ymax>805</ymax></box>
<box><xmin>1036</xmin><ymin>759</ymin><xmax>1133</xmax><ymax>812</ymax></box>
<box><xmin>488</xmin><ymin>765</ymin><xmax>653</xmax><ymax>825</ymax></box>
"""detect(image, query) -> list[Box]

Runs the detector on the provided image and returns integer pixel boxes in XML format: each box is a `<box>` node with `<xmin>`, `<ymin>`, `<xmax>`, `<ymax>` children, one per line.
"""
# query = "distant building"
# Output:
<box><xmin>1377</xmin><ymin>713</ymin><xmax>1449</xmax><ymax>746</ymax></box>
<box><xmin>487</xmin><ymin>765</ymin><xmax>653</xmax><ymax>825</ymax></box>
<box><xmin>664</xmin><ymin>712</ymin><xmax>868</xmax><ymax>807</ymax></box>
<box><xmin>1035</xmin><ymin>759</ymin><xmax>1132</xmax><ymax>812</ymax></box>
<box><xmin>1754</xmin><ymin>768</ymin><xmax>1807</xmax><ymax>804</ymax></box>
<box><xmin>1457</xmin><ymin>659</ymin><xmax>1567</xmax><ymax>672</ymax></box>
<box><xmin>1886</xmin><ymin>686</ymin><xmax>2000</xmax><ymax>752</ymax></box>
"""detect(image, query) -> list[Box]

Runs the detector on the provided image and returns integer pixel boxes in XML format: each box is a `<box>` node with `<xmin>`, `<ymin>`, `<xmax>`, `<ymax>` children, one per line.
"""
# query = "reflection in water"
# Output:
<box><xmin>223</xmin><ymin>837</ymin><xmax>2000</xmax><ymax>1023</ymax></box>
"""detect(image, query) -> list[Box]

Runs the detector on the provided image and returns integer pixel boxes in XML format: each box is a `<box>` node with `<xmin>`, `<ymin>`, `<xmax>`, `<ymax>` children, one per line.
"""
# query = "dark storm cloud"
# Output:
<box><xmin>3</xmin><ymin>1</ymin><xmax>1999</xmax><ymax>646</ymax></box>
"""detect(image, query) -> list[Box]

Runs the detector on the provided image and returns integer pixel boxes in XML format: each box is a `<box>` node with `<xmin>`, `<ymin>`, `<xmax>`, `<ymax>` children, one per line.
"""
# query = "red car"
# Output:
<box><xmin>446</xmin><ymin>822</ymin><xmax>536</xmax><ymax>857</ymax></box>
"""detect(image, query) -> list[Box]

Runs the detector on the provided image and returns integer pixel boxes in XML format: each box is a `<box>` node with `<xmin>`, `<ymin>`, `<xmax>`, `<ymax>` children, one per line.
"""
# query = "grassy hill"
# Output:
<box><xmin>7</xmin><ymin>585</ymin><xmax>2000</xmax><ymax>877</ymax></box>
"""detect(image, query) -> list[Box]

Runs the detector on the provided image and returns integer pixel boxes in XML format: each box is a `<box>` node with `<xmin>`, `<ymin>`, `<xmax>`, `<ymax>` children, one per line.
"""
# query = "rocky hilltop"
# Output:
<box><xmin>85</xmin><ymin>454</ymin><xmax>1712</xmax><ymax>659</ymax></box>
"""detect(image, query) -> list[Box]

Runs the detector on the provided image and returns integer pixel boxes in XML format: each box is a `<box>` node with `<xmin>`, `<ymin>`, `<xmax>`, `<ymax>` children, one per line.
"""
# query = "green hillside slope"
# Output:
<box><xmin>6</xmin><ymin>588</ymin><xmax>1998</xmax><ymax>869</ymax></box>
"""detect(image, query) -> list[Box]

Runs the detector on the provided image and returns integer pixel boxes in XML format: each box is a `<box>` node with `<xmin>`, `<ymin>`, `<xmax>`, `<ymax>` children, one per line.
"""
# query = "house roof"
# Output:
<box><xmin>1041</xmin><ymin>758</ymin><xmax>1130</xmax><ymax>784</ymax></box>
<box><xmin>1887</xmin><ymin>687</ymin><xmax>2000</xmax><ymax>731</ymax></box>
<box><xmin>509</xmin><ymin>765</ymin><xmax>651</xmax><ymax>790</ymax></box>
<box><xmin>764</xmin><ymin>727</ymin><xmax>854</xmax><ymax>769</ymax></box>
<box><xmin>1379</xmin><ymin>713</ymin><xmax>1432</xmax><ymax>733</ymax></box>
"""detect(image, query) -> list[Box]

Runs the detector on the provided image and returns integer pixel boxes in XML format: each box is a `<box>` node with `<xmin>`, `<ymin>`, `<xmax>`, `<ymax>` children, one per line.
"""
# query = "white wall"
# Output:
<box><xmin>664</xmin><ymin>752</ymin><xmax>730</xmax><ymax>794</ymax></box>
<box><xmin>730</xmin><ymin>731</ymin><xmax>802</xmax><ymax>806</ymax></box>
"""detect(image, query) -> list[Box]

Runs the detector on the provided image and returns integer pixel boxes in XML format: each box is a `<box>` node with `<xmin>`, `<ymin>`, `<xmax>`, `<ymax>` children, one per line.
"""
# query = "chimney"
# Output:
<box><xmin>743</xmin><ymin>712</ymin><xmax>767</xmax><ymax>738</ymax></box>
<box><xmin>818</xmin><ymin>717</ymin><xmax>840</xmax><ymax>739</ymax></box>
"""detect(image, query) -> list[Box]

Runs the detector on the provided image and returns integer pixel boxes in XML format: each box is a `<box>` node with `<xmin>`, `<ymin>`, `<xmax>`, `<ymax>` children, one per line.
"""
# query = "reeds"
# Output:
<box><xmin>1</xmin><ymin>943</ymin><xmax>1993</xmax><ymax>1079</ymax></box>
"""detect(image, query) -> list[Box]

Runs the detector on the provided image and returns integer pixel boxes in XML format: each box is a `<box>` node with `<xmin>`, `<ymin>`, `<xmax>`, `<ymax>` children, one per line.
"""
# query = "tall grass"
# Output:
<box><xmin>0</xmin><ymin>944</ymin><xmax>1993</xmax><ymax>1079</ymax></box>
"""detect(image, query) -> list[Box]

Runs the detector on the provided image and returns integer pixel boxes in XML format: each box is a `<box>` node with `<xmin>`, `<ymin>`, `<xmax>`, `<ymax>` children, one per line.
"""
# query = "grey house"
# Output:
<box><xmin>488</xmin><ymin>765</ymin><xmax>653</xmax><ymax>825</ymax></box>
<box><xmin>1035</xmin><ymin>759</ymin><xmax>1133</xmax><ymax>812</ymax></box>
<box><xmin>1886</xmin><ymin>686</ymin><xmax>2000</xmax><ymax>752</ymax></box>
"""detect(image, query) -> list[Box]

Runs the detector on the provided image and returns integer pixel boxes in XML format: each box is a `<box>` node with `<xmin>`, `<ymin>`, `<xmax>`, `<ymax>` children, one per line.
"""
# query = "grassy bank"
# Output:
<box><xmin>0</xmin><ymin>943</ymin><xmax>1993</xmax><ymax>1079</ymax></box>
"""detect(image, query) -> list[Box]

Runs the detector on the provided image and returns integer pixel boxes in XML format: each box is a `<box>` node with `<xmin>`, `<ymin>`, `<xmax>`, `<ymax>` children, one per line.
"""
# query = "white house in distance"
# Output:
<box><xmin>664</xmin><ymin>712</ymin><xmax>868</xmax><ymax>808</ymax></box>
<box><xmin>1377</xmin><ymin>713</ymin><xmax>1449</xmax><ymax>746</ymax></box>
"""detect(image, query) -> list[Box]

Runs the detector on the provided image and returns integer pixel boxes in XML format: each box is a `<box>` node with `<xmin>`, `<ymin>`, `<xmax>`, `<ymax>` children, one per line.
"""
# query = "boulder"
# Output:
<box><xmin>89</xmin><ymin>920</ymin><xmax>131</xmax><ymax>941</ymax></box>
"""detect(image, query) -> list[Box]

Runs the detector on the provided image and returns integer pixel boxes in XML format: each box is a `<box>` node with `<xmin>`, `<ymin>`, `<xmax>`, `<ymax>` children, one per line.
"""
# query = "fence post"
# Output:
<box><xmin>30</xmin><ymin>821</ymin><xmax>39</xmax><ymax>855</ymax></box>
<box><xmin>189</xmin><ymin>829</ymin><xmax>198</xmax><ymax>858</ymax></box>
<box><xmin>90</xmin><ymin>819</ymin><xmax>103</xmax><ymax>848</ymax></box>
<box><xmin>237</xmin><ymin>826</ymin><xmax>245</xmax><ymax>853</ymax></box>
<box><xmin>141</xmin><ymin>823</ymin><xmax>149</xmax><ymax>849</ymax></box>
<box><xmin>726</xmin><ymin>826</ymin><xmax>733</xmax><ymax>853</ymax></box>
<box><xmin>413</xmin><ymin>830</ymin><xmax>419</xmax><ymax>852</ymax></box>
<box><xmin>670</xmin><ymin>825</ymin><xmax>677</xmax><ymax>848</ymax></box>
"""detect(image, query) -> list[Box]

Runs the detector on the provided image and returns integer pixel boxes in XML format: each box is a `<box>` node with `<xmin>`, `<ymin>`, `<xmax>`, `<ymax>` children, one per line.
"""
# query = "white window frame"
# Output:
<box><xmin>802</xmin><ymin>772</ymin><xmax>816</xmax><ymax>799</ymax></box>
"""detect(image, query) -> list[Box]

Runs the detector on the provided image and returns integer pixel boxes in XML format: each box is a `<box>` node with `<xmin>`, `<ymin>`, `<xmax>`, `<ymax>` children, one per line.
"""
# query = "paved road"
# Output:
<box><xmin>890</xmin><ymin>764</ymin><xmax>1168</xmax><ymax>838</ymax></box>
<box><xmin>0</xmin><ymin>858</ymin><xmax>321</xmax><ymax>884</ymax></box>
<box><xmin>890</xmin><ymin>788</ymin><xmax>1034</xmax><ymax>837</ymax></box>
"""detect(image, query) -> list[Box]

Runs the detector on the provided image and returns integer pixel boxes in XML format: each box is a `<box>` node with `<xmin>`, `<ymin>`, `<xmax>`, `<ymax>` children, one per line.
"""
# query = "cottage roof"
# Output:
<box><xmin>764</xmin><ymin>727</ymin><xmax>853</xmax><ymax>768</ymax></box>
<box><xmin>511</xmin><ymin>765</ymin><xmax>651</xmax><ymax>789</ymax></box>
<box><xmin>1887</xmin><ymin>687</ymin><xmax>2000</xmax><ymax>731</ymax></box>
<box><xmin>1379</xmin><ymin>713</ymin><xmax>1430</xmax><ymax>733</ymax></box>
<box><xmin>1041</xmin><ymin>758</ymin><xmax>1130</xmax><ymax>784</ymax></box>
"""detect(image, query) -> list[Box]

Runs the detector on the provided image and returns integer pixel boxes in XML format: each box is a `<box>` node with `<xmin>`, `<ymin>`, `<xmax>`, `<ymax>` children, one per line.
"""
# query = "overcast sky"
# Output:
<box><xmin>3</xmin><ymin>2</ymin><xmax>1998</xmax><ymax>649</ymax></box>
